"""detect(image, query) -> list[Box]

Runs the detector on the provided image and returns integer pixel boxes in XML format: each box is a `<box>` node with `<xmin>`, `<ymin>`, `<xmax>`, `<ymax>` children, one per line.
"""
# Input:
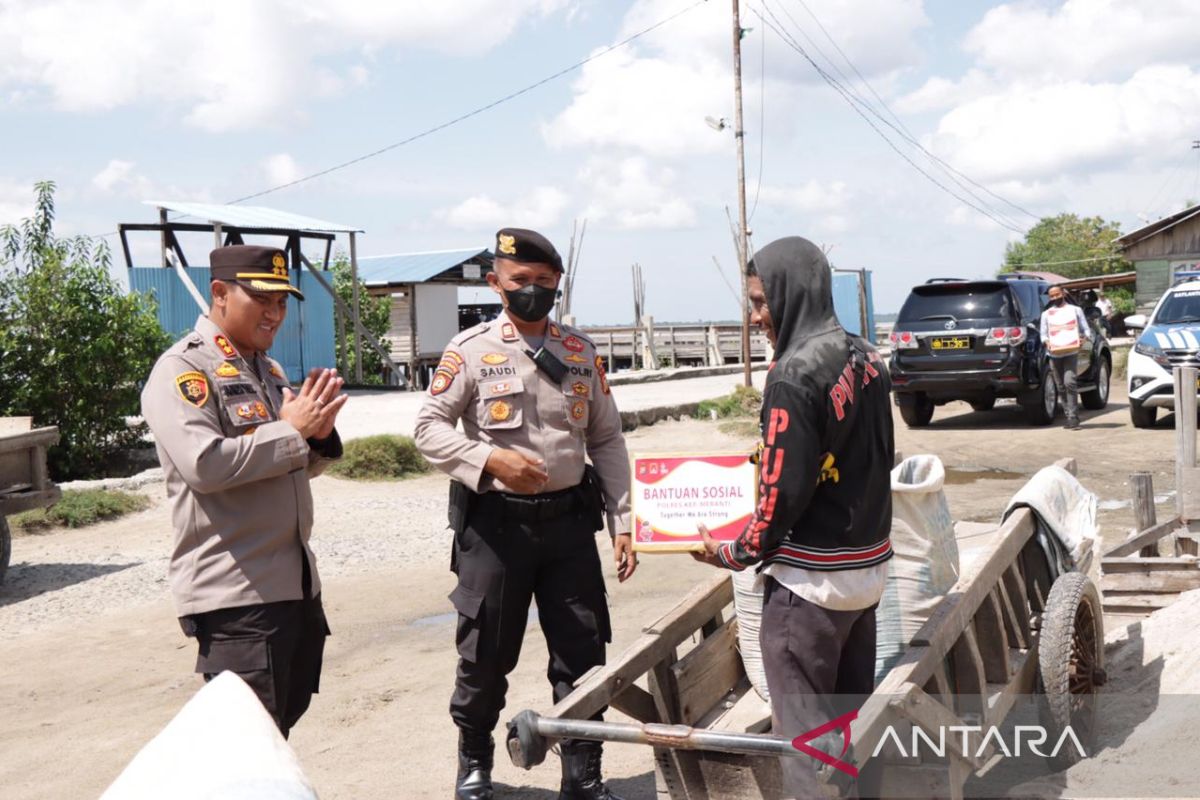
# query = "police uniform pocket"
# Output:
<box><xmin>562</xmin><ymin>382</ymin><xmax>591</xmax><ymax>429</ymax></box>
<box><xmin>478</xmin><ymin>377</ymin><xmax>523</xmax><ymax>430</ymax></box>
<box><xmin>195</xmin><ymin>635</ymin><xmax>271</xmax><ymax>674</ymax></box>
<box><xmin>449</xmin><ymin>583</ymin><xmax>486</xmax><ymax>663</ymax></box>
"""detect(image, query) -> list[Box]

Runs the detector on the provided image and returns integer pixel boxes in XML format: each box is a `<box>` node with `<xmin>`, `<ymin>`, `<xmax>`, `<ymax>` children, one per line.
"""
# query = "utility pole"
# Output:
<box><xmin>731</xmin><ymin>0</ymin><xmax>752</xmax><ymax>387</ymax></box>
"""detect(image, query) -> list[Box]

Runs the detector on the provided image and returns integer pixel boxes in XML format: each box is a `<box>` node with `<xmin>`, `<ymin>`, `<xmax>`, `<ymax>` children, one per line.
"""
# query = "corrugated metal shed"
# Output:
<box><xmin>129</xmin><ymin>267</ymin><xmax>336</xmax><ymax>383</ymax></box>
<box><xmin>144</xmin><ymin>201</ymin><xmax>363</xmax><ymax>233</ymax></box>
<box><xmin>357</xmin><ymin>248</ymin><xmax>492</xmax><ymax>287</ymax></box>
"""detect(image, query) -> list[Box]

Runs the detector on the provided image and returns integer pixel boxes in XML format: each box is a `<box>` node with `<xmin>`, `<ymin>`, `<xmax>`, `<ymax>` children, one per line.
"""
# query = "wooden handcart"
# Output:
<box><xmin>506</xmin><ymin>458</ymin><xmax>1106</xmax><ymax>798</ymax></box>
<box><xmin>0</xmin><ymin>419</ymin><xmax>61</xmax><ymax>583</ymax></box>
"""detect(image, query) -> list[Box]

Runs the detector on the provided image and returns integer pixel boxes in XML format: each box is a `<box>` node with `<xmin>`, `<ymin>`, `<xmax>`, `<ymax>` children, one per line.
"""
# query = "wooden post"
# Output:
<box><xmin>641</xmin><ymin>315</ymin><xmax>659</xmax><ymax>370</ymax></box>
<box><xmin>606</xmin><ymin>332</ymin><xmax>615</xmax><ymax>373</ymax></box>
<box><xmin>213</xmin><ymin>223</ymin><xmax>223</xmax><ymax>251</ymax></box>
<box><xmin>1176</xmin><ymin>366</ymin><xmax>1198</xmax><ymax>522</ymax></box>
<box><xmin>706</xmin><ymin>325</ymin><xmax>722</xmax><ymax>366</ymax></box>
<box><xmin>159</xmin><ymin>207</ymin><xmax>169</xmax><ymax>268</ymax></box>
<box><xmin>1131</xmin><ymin>472</ymin><xmax>1159</xmax><ymax>558</ymax></box>
<box><xmin>731</xmin><ymin>0</ymin><xmax>752</xmax><ymax>387</ymax></box>
<box><xmin>349</xmin><ymin>231</ymin><xmax>364</xmax><ymax>384</ymax></box>
<box><xmin>408</xmin><ymin>283</ymin><xmax>420</xmax><ymax>390</ymax></box>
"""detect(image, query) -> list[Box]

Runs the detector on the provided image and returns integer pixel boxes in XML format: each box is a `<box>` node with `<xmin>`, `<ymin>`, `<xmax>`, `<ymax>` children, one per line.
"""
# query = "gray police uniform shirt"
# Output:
<box><xmin>141</xmin><ymin>315</ymin><xmax>340</xmax><ymax>617</ymax></box>
<box><xmin>414</xmin><ymin>313</ymin><xmax>632</xmax><ymax>535</ymax></box>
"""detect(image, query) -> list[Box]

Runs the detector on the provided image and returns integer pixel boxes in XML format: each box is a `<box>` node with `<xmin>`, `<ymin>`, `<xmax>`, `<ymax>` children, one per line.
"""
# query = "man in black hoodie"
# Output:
<box><xmin>694</xmin><ymin>237</ymin><xmax>893</xmax><ymax>796</ymax></box>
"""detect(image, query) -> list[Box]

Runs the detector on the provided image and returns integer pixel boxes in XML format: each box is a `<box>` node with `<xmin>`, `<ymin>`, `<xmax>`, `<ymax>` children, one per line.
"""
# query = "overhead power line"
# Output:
<box><xmin>226</xmin><ymin>0</ymin><xmax>707</xmax><ymax>206</ymax></box>
<box><xmin>785</xmin><ymin>0</ymin><xmax>1039</xmax><ymax>225</ymax></box>
<box><xmin>751</xmin><ymin>0</ymin><xmax>1028</xmax><ymax>235</ymax></box>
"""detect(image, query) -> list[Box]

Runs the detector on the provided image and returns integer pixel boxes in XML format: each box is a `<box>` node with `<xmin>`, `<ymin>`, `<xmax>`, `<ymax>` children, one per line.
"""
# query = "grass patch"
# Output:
<box><xmin>327</xmin><ymin>434</ymin><xmax>431</xmax><ymax>480</ymax></box>
<box><xmin>696</xmin><ymin>385</ymin><xmax>763</xmax><ymax>420</ymax></box>
<box><xmin>11</xmin><ymin>489</ymin><xmax>149</xmax><ymax>532</ymax></box>
<box><xmin>1112</xmin><ymin>346</ymin><xmax>1129</xmax><ymax>380</ymax></box>
<box><xmin>718</xmin><ymin>418</ymin><xmax>761</xmax><ymax>438</ymax></box>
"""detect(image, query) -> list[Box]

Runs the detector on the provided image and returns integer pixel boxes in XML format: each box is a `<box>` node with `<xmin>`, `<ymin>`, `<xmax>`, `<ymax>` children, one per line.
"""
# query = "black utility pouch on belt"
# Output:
<box><xmin>448</xmin><ymin>480</ymin><xmax>474</xmax><ymax>534</ymax></box>
<box><xmin>580</xmin><ymin>464</ymin><xmax>607</xmax><ymax>533</ymax></box>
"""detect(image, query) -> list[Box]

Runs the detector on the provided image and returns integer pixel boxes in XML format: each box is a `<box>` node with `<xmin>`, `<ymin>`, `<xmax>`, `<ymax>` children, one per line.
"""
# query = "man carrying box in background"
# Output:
<box><xmin>692</xmin><ymin>236</ymin><xmax>894</xmax><ymax>798</ymax></box>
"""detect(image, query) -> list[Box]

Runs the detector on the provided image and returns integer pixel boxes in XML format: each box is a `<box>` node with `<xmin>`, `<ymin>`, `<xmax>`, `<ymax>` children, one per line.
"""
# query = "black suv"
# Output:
<box><xmin>888</xmin><ymin>277</ymin><xmax>1111</xmax><ymax>427</ymax></box>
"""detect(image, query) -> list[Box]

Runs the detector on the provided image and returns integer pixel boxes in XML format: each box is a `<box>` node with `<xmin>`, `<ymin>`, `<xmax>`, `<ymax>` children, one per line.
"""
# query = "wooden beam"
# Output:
<box><xmin>607</xmin><ymin>682</ymin><xmax>659</xmax><ymax>723</ymax></box>
<box><xmin>671</xmin><ymin>617</ymin><xmax>742</xmax><ymax>725</ymax></box>
<box><xmin>0</xmin><ymin>428</ymin><xmax>59</xmax><ymax>456</ymax></box>
<box><xmin>544</xmin><ymin>572</ymin><xmax>732</xmax><ymax>723</ymax></box>
<box><xmin>1104</xmin><ymin>518</ymin><xmax>1184</xmax><ymax>558</ymax></box>
<box><xmin>973</xmin><ymin>590</ymin><xmax>1010</xmax><ymax>684</ymax></box>
<box><xmin>1100</xmin><ymin>568</ymin><xmax>1200</xmax><ymax>593</ymax></box>
<box><xmin>1131</xmin><ymin>472</ymin><xmax>1160</xmax><ymax>557</ymax></box>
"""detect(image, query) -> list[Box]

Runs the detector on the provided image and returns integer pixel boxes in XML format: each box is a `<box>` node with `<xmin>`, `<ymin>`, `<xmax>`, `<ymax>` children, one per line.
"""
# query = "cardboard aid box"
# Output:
<box><xmin>631</xmin><ymin>452</ymin><xmax>759</xmax><ymax>553</ymax></box>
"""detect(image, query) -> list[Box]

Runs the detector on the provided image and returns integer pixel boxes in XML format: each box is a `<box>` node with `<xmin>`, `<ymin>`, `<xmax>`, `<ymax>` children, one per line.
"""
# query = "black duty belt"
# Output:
<box><xmin>485</xmin><ymin>484</ymin><xmax>584</xmax><ymax>523</ymax></box>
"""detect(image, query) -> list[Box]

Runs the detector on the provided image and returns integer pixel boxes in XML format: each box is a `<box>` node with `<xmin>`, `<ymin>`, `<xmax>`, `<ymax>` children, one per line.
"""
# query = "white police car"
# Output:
<box><xmin>1126</xmin><ymin>276</ymin><xmax>1200</xmax><ymax>427</ymax></box>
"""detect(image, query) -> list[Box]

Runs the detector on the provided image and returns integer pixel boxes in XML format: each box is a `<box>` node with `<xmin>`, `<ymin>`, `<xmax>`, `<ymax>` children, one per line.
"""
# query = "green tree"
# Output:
<box><xmin>0</xmin><ymin>181</ymin><xmax>171</xmax><ymax>479</ymax></box>
<box><xmin>1002</xmin><ymin>213</ymin><xmax>1130</xmax><ymax>279</ymax></box>
<box><xmin>329</xmin><ymin>252</ymin><xmax>391</xmax><ymax>385</ymax></box>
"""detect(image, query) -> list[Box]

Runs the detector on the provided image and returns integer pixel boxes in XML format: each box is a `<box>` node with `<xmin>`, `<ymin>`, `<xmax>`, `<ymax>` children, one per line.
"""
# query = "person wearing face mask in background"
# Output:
<box><xmin>1040</xmin><ymin>284</ymin><xmax>1093</xmax><ymax>430</ymax></box>
<box><xmin>414</xmin><ymin>228</ymin><xmax>635</xmax><ymax>800</ymax></box>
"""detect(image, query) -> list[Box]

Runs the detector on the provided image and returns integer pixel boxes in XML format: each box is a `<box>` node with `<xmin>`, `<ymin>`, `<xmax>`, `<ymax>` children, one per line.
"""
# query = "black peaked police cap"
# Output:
<box><xmin>210</xmin><ymin>245</ymin><xmax>305</xmax><ymax>301</ymax></box>
<box><xmin>494</xmin><ymin>228</ymin><xmax>563</xmax><ymax>273</ymax></box>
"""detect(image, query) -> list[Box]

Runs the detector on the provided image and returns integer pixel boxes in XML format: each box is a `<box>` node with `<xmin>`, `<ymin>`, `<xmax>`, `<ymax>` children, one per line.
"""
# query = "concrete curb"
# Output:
<box><xmin>57</xmin><ymin>468</ymin><xmax>165</xmax><ymax>493</ymax></box>
<box><xmin>619</xmin><ymin>402</ymin><xmax>703</xmax><ymax>432</ymax></box>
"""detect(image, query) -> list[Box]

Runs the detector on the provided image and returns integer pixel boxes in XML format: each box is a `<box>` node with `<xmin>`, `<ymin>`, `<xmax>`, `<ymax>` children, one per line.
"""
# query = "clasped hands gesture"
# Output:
<box><xmin>280</xmin><ymin>368</ymin><xmax>349</xmax><ymax>440</ymax></box>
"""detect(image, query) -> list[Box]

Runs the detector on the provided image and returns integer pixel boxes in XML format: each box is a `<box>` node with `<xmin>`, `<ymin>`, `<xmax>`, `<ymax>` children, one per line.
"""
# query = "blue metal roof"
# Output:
<box><xmin>145</xmin><ymin>200</ymin><xmax>363</xmax><ymax>233</ymax></box>
<box><xmin>356</xmin><ymin>247</ymin><xmax>492</xmax><ymax>286</ymax></box>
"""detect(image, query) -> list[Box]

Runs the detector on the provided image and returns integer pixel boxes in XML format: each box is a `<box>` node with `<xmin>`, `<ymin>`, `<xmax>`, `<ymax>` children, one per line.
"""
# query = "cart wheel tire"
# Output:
<box><xmin>0</xmin><ymin>515</ymin><xmax>10</xmax><ymax>585</ymax></box>
<box><xmin>1037</xmin><ymin>572</ymin><xmax>1105</xmax><ymax>769</ymax></box>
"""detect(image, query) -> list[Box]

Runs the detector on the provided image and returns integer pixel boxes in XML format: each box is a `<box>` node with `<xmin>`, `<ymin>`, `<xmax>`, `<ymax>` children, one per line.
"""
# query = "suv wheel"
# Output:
<box><xmin>1022</xmin><ymin>366</ymin><xmax>1058</xmax><ymax>425</ymax></box>
<box><xmin>970</xmin><ymin>395</ymin><xmax>996</xmax><ymax>412</ymax></box>
<box><xmin>1130</xmin><ymin>401</ymin><xmax>1157</xmax><ymax>429</ymax></box>
<box><xmin>898</xmin><ymin>394</ymin><xmax>935</xmax><ymax>427</ymax></box>
<box><xmin>1081</xmin><ymin>358</ymin><xmax>1110</xmax><ymax>410</ymax></box>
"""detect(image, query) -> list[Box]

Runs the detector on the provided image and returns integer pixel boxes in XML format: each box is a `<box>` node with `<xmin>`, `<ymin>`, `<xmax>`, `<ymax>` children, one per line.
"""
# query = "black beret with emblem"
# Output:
<box><xmin>494</xmin><ymin>228</ymin><xmax>563</xmax><ymax>273</ymax></box>
<box><xmin>210</xmin><ymin>245</ymin><xmax>305</xmax><ymax>301</ymax></box>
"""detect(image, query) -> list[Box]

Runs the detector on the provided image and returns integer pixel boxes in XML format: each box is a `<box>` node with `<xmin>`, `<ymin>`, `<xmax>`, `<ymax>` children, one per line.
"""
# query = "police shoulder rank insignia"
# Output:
<box><xmin>498</xmin><ymin>233</ymin><xmax>517</xmax><ymax>255</ymax></box>
<box><xmin>490</xmin><ymin>399</ymin><xmax>512</xmax><ymax>421</ymax></box>
<box><xmin>563</xmin><ymin>336</ymin><xmax>585</xmax><ymax>353</ymax></box>
<box><xmin>500</xmin><ymin>323</ymin><xmax>518</xmax><ymax>342</ymax></box>
<box><xmin>548</xmin><ymin>322</ymin><xmax>561</xmax><ymax>339</ymax></box>
<box><xmin>595</xmin><ymin>355</ymin><xmax>610</xmax><ymax>394</ymax></box>
<box><xmin>269</xmin><ymin>365</ymin><xmax>285</xmax><ymax>380</ymax></box>
<box><xmin>430</xmin><ymin>370</ymin><xmax>455</xmax><ymax>396</ymax></box>
<box><xmin>564</xmin><ymin>353</ymin><xmax>587</xmax><ymax>364</ymax></box>
<box><xmin>214</xmin><ymin>335</ymin><xmax>237</xmax><ymax>359</ymax></box>
<box><xmin>215</xmin><ymin>362</ymin><xmax>240</xmax><ymax>378</ymax></box>
<box><xmin>571</xmin><ymin>381</ymin><xmax>589</xmax><ymax>398</ymax></box>
<box><xmin>175</xmin><ymin>371</ymin><xmax>210</xmax><ymax>407</ymax></box>
<box><xmin>571</xmin><ymin>399</ymin><xmax>587</xmax><ymax>420</ymax></box>
<box><xmin>481</xmin><ymin>353</ymin><xmax>508</xmax><ymax>365</ymax></box>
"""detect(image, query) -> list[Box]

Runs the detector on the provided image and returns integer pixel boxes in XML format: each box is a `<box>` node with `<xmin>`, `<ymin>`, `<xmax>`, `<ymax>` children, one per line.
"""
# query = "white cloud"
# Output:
<box><xmin>91</xmin><ymin>159</ymin><xmax>154</xmax><ymax>197</ymax></box>
<box><xmin>578</xmin><ymin>156</ymin><xmax>695</xmax><ymax>230</ymax></box>
<box><xmin>926</xmin><ymin>65</ymin><xmax>1200</xmax><ymax>183</ymax></box>
<box><xmin>0</xmin><ymin>178</ymin><xmax>34</xmax><ymax>226</ymax></box>
<box><xmin>545</xmin><ymin>0</ymin><xmax>929</xmax><ymax>157</ymax></box>
<box><xmin>438</xmin><ymin>186</ymin><xmax>570</xmax><ymax>230</ymax></box>
<box><xmin>0</xmin><ymin>0</ymin><xmax>573</xmax><ymax>132</ymax></box>
<box><xmin>964</xmin><ymin>0</ymin><xmax>1200</xmax><ymax>82</ymax></box>
<box><xmin>261</xmin><ymin>154</ymin><xmax>304</xmax><ymax>187</ymax></box>
<box><xmin>755</xmin><ymin>180</ymin><xmax>852</xmax><ymax>234</ymax></box>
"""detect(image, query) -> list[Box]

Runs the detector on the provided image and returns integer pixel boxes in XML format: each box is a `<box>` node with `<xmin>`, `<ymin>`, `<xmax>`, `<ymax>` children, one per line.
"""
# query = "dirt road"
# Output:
<box><xmin>0</xmin><ymin>382</ymin><xmax>1180</xmax><ymax>799</ymax></box>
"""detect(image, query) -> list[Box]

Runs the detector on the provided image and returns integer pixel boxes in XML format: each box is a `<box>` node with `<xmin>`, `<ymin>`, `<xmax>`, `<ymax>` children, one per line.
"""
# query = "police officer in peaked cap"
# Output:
<box><xmin>141</xmin><ymin>244</ymin><xmax>348</xmax><ymax>737</ymax></box>
<box><xmin>415</xmin><ymin>228</ymin><xmax>636</xmax><ymax>800</ymax></box>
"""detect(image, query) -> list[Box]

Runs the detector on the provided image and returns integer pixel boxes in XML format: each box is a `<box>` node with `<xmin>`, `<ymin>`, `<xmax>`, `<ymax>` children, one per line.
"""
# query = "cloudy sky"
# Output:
<box><xmin>3</xmin><ymin>0</ymin><xmax>1199</xmax><ymax>320</ymax></box>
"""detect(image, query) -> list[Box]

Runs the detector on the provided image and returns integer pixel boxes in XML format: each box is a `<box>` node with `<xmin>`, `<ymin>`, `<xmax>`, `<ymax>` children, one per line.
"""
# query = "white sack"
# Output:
<box><xmin>101</xmin><ymin>671</ymin><xmax>318</xmax><ymax>800</ymax></box>
<box><xmin>875</xmin><ymin>455</ymin><xmax>961</xmax><ymax>684</ymax></box>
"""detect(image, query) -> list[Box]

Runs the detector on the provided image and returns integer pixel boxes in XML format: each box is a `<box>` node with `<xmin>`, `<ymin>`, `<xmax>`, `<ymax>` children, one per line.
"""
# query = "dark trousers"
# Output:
<box><xmin>1048</xmin><ymin>354</ymin><xmax>1080</xmax><ymax>421</ymax></box>
<box><xmin>449</xmin><ymin>497</ymin><xmax>611</xmax><ymax>736</ymax></box>
<box><xmin>185</xmin><ymin>594</ymin><xmax>330</xmax><ymax>739</ymax></box>
<box><xmin>760</xmin><ymin>577</ymin><xmax>877</xmax><ymax>799</ymax></box>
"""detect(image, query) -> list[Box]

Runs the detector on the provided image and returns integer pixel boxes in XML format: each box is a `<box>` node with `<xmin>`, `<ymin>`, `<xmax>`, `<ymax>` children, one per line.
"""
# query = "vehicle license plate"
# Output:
<box><xmin>931</xmin><ymin>336</ymin><xmax>971</xmax><ymax>350</ymax></box>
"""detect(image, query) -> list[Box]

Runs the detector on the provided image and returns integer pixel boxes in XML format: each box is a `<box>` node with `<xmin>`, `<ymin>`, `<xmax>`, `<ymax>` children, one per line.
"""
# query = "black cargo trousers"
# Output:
<box><xmin>448</xmin><ymin>488</ymin><xmax>612</xmax><ymax>735</ymax></box>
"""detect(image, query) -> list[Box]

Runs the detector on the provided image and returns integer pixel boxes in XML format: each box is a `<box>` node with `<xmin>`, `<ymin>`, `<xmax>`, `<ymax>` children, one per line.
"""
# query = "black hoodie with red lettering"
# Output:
<box><xmin>717</xmin><ymin>237</ymin><xmax>894</xmax><ymax>572</ymax></box>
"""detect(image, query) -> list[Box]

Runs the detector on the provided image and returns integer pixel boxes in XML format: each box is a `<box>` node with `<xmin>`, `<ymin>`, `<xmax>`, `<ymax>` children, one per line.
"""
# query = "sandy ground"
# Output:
<box><xmin>0</xmin><ymin>381</ymin><xmax>1191</xmax><ymax>799</ymax></box>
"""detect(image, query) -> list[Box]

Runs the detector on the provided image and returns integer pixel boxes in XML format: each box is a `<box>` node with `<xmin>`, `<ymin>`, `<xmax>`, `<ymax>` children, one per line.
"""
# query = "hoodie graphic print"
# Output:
<box><xmin>717</xmin><ymin>237</ymin><xmax>895</xmax><ymax>572</ymax></box>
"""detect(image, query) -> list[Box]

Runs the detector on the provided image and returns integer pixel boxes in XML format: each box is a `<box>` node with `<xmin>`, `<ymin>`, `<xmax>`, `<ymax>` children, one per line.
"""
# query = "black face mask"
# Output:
<box><xmin>503</xmin><ymin>284</ymin><xmax>559</xmax><ymax>322</ymax></box>
<box><xmin>1052</xmin><ymin>298</ymin><xmax>1066</xmax><ymax>306</ymax></box>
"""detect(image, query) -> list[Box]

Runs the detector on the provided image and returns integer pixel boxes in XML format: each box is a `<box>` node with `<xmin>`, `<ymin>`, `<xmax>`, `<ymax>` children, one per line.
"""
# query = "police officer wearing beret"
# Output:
<box><xmin>415</xmin><ymin>228</ymin><xmax>635</xmax><ymax>800</ymax></box>
<box><xmin>141</xmin><ymin>245</ymin><xmax>348</xmax><ymax>737</ymax></box>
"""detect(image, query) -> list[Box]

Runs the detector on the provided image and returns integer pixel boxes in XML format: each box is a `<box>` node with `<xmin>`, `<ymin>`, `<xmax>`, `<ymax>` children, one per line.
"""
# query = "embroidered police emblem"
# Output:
<box><xmin>175</xmin><ymin>371</ymin><xmax>209</xmax><ymax>407</ymax></box>
<box><xmin>254</xmin><ymin>401</ymin><xmax>269</xmax><ymax>419</ymax></box>
<box><xmin>490</xmin><ymin>400</ymin><xmax>512</xmax><ymax>421</ymax></box>
<box><xmin>571</xmin><ymin>399</ymin><xmax>586</xmax><ymax>420</ymax></box>
<box><xmin>431</xmin><ymin>370</ymin><xmax>455</xmax><ymax>396</ymax></box>
<box><xmin>563</xmin><ymin>336</ymin><xmax>585</xmax><ymax>353</ymax></box>
<box><xmin>564</xmin><ymin>353</ymin><xmax>587</xmax><ymax>363</ymax></box>
<box><xmin>571</xmin><ymin>381</ymin><xmax>589</xmax><ymax>398</ymax></box>
<box><xmin>481</xmin><ymin>353</ymin><xmax>509</xmax><ymax>365</ymax></box>
<box><xmin>215</xmin><ymin>362</ymin><xmax>240</xmax><ymax>378</ymax></box>
<box><xmin>272</xmin><ymin>253</ymin><xmax>287</xmax><ymax>276</ymax></box>
<box><xmin>498</xmin><ymin>233</ymin><xmax>517</xmax><ymax>255</ymax></box>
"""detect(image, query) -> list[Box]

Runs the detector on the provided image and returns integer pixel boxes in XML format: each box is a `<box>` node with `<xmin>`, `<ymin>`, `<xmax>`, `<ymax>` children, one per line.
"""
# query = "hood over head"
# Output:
<box><xmin>751</xmin><ymin>236</ymin><xmax>842</xmax><ymax>357</ymax></box>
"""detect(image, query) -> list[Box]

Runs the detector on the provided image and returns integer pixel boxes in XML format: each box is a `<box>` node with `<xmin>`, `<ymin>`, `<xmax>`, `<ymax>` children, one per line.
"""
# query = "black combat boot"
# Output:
<box><xmin>558</xmin><ymin>740</ymin><xmax>625</xmax><ymax>800</ymax></box>
<box><xmin>455</xmin><ymin>730</ymin><xmax>494</xmax><ymax>800</ymax></box>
